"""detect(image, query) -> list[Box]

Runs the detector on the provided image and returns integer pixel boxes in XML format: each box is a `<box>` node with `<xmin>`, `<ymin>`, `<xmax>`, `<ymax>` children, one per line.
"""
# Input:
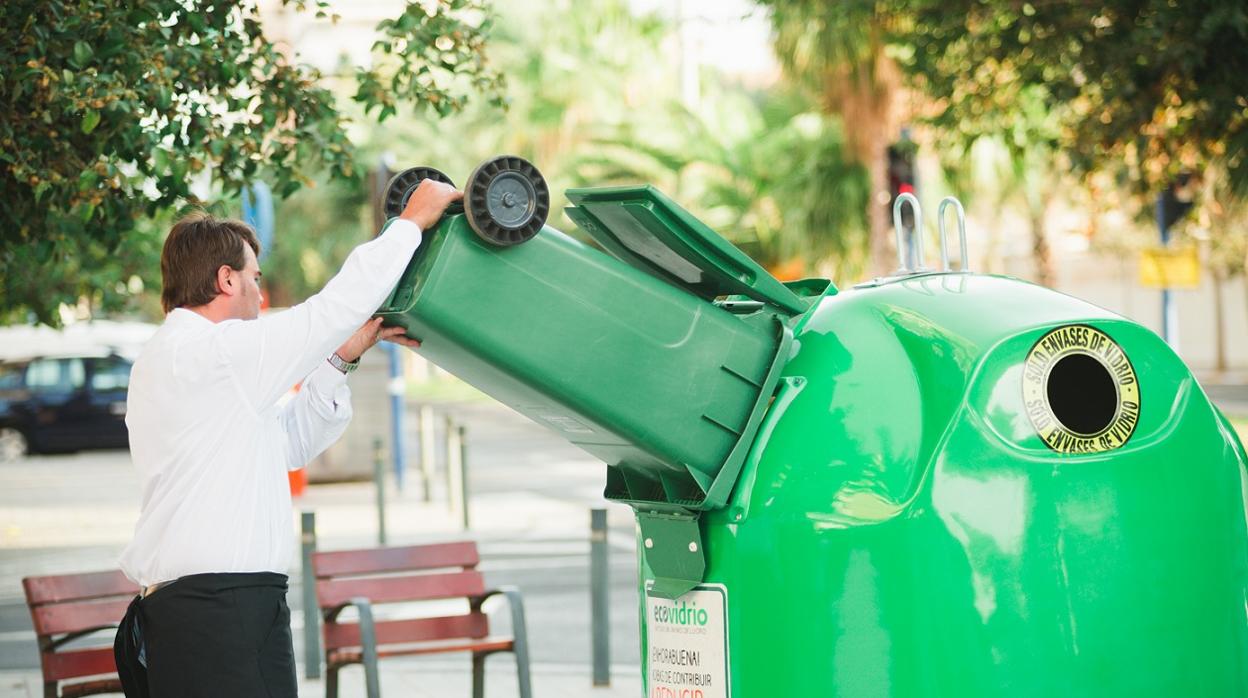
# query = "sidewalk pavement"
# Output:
<box><xmin>0</xmin><ymin>463</ymin><xmax>645</xmax><ymax>697</ymax></box>
<box><xmin>0</xmin><ymin>659</ymin><xmax>642</xmax><ymax>698</ymax></box>
<box><xmin>0</xmin><ymin>399</ymin><xmax>645</xmax><ymax>698</ymax></box>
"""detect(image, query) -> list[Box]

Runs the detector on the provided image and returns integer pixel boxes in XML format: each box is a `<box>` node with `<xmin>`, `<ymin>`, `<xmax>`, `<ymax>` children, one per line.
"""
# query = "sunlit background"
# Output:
<box><xmin>8</xmin><ymin>0</ymin><xmax>1245</xmax><ymax>376</ymax></box>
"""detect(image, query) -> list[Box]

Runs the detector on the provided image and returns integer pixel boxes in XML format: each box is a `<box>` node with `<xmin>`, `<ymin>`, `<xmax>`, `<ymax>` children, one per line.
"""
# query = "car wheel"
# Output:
<box><xmin>0</xmin><ymin>427</ymin><xmax>28</xmax><ymax>462</ymax></box>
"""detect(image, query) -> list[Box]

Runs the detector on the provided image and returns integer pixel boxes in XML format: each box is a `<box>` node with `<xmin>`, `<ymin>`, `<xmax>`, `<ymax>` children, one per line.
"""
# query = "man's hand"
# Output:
<box><xmin>335</xmin><ymin>317</ymin><xmax>420</xmax><ymax>364</ymax></box>
<box><xmin>400</xmin><ymin>179</ymin><xmax>463</xmax><ymax>231</ymax></box>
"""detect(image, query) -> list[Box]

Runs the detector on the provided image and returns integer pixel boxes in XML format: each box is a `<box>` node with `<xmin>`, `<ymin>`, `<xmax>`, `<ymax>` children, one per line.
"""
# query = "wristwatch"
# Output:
<box><xmin>327</xmin><ymin>352</ymin><xmax>360</xmax><ymax>374</ymax></box>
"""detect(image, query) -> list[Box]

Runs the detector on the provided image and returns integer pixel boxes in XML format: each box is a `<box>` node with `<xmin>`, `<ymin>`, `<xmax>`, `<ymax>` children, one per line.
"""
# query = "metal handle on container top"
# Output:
<box><xmin>892</xmin><ymin>192</ymin><xmax>925</xmax><ymax>272</ymax></box>
<box><xmin>937</xmin><ymin>196</ymin><xmax>969</xmax><ymax>272</ymax></box>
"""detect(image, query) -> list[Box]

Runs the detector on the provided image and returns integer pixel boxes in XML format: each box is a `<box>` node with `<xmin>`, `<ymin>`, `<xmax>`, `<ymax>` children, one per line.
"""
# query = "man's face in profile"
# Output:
<box><xmin>235</xmin><ymin>244</ymin><xmax>263</xmax><ymax>320</ymax></box>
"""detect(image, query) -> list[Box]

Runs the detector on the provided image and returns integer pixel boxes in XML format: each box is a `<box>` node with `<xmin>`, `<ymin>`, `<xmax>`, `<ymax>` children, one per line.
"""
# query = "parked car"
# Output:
<box><xmin>0</xmin><ymin>352</ymin><xmax>132</xmax><ymax>461</ymax></box>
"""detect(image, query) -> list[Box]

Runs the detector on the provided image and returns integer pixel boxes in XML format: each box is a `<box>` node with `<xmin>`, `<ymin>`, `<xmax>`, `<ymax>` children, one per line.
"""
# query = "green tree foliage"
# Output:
<box><xmin>284</xmin><ymin>0</ymin><xmax>868</xmax><ymax>287</ymax></box>
<box><xmin>350</xmin><ymin>0</ymin><xmax>673</xmax><ymax>215</ymax></box>
<box><xmin>755</xmin><ymin>0</ymin><xmax>904</xmax><ymax>276</ymax></box>
<box><xmin>227</xmin><ymin>0</ymin><xmax>870</xmax><ymax>305</ymax></box>
<box><xmin>936</xmin><ymin>86</ymin><xmax>1064</xmax><ymax>284</ymax></box>
<box><xmin>247</xmin><ymin>0</ymin><xmax>672</xmax><ymax>307</ymax></box>
<box><xmin>235</xmin><ymin>0</ymin><xmax>670</xmax><ymax>306</ymax></box>
<box><xmin>0</xmin><ymin>0</ymin><xmax>500</xmax><ymax>325</ymax></box>
<box><xmin>761</xmin><ymin>0</ymin><xmax>1248</xmax><ymax>283</ymax></box>
<box><xmin>896</xmin><ymin>0</ymin><xmax>1248</xmax><ymax>193</ymax></box>
<box><xmin>577</xmin><ymin>90</ymin><xmax>870</xmax><ymax>276</ymax></box>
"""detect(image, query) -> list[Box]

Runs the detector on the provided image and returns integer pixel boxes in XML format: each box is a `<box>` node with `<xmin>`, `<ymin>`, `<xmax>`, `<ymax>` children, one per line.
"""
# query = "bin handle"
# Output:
<box><xmin>892</xmin><ymin>193</ymin><xmax>925</xmax><ymax>272</ymax></box>
<box><xmin>937</xmin><ymin>196</ymin><xmax>968</xmax><ymax>272</ymax></box>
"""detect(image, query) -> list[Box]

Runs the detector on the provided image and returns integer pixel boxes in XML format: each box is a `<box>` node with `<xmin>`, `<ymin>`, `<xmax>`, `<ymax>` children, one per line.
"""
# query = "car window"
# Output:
<box><xmin>26</xmin><ymin>358</ymin><xmax>86</xmax><ymax>393</ymax></box>
<box><xmin>0</xmin><ymin>364</ymin><xmax>23</xmax><ymax>390</ymax></box>
<box><xmin>91</xmin><ymin>357</ymin><xmax>132</xmax><ymax>392</ymax></box>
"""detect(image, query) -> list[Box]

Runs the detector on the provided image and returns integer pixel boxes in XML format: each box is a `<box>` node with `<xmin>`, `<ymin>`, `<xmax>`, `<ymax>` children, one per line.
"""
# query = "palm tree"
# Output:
<box><xmin>757</xmin><ymin>0</ymin><xmax>904</xmax><ymax>277</ymax></box>
<box><xmin>571</xmin><ymin>86</ymin><xmax>870</xmax><ymax>279</ymax></box>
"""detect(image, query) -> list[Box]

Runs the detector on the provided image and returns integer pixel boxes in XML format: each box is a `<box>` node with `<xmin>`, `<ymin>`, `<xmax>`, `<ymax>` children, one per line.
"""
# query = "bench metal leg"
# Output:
<box><xmin>514</xmin><ymin>643</ymin><xmax>533</xmax><ymax>698</ymax></box>
<box><xmin>475</xmin><ymin>586</ymin><xmax>533</xmax><ymax>698</ymax></box>
<box><xmin>325</xmin><ymin>666</ymin><xmax>339</xmax><ymax>698</ymax></box>
<box><xmin>353</xmin><ymin>597</ymin><xmax>382</xmax><ymax>698</ymax></box>
<box><xmin>471</xmin><ymin>653</ymin><xmax>486</xmax><ymax>698</ymax></box>
<box><xmin>504</xmin><ymin>589</ymin><xmax>533</xmax><ymax>698</ymax></box>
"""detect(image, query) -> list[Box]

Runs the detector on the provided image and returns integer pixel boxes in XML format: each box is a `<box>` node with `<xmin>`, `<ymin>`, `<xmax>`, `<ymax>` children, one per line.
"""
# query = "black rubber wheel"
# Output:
<box><xmin>382</xmin><ymin>166</ymin><xmax>462</xmax><ymax>220</ymax></box>
<box><xmin>463</xmin><ymin>156</ymin><xmax>549</xmax><ymax>246</ymax></box>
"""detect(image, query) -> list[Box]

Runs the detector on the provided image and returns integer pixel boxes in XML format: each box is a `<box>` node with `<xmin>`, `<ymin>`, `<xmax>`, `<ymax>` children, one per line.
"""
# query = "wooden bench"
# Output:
<box><xmin>22</xmin><ymin>570</ymin><xmax>136</xmax><ymax>698</ymax></box>
<box><xmin>313</xmin><ymin>541</ymin><xmax>532</xmax><ymax>698</ymax></box>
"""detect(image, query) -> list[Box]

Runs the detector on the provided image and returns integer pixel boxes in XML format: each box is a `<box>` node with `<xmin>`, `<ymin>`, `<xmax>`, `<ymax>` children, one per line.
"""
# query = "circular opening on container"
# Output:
<box><xmin>1046</xmin><ymin>352</ymin><xmax>1117</xmax><ymax>436</ymax></box>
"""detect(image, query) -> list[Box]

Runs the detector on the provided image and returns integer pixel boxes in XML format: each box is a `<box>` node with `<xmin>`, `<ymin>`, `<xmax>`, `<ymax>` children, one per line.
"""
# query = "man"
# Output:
<box><xmin>113</xmin><ymin>179</ymin><xmax>462</xmax><ymax>697</ymax></box>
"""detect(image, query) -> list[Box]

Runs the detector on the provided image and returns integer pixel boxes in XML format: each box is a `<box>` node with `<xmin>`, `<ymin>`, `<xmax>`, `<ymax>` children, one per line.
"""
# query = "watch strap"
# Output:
<box><xmin>328</xmin><ymin>352</ymin><xmax>360</xmax><ymax>374</ymax></box>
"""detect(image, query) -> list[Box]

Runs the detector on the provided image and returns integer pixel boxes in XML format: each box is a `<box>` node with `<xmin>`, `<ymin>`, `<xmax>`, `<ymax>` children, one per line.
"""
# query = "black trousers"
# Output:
<box><xmin>114</xmin><ymin>572</ymin><xmax>297</xmax><ymax>698</ymax></box>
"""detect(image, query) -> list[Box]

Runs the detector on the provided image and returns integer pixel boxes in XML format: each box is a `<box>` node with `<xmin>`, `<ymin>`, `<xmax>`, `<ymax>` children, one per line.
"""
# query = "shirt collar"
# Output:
<box><xmin>166</xmin><ymin>308</ymin><xmax>214</xmax><ymax>327</ymax></box>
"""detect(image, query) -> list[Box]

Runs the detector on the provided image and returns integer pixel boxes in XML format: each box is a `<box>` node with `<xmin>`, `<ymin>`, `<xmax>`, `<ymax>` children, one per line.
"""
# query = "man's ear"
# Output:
<box><xmin>216</xmin><ymin>265</ymin><xmax>235</xmax><ymax>296</ymax></box>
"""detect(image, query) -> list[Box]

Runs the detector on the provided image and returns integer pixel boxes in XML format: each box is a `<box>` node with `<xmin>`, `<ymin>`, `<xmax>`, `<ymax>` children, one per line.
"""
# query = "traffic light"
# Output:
<box><xmin>888</xmin><ymin>136</ymin><xmax>917</xmax><ymax>228</ymax></box>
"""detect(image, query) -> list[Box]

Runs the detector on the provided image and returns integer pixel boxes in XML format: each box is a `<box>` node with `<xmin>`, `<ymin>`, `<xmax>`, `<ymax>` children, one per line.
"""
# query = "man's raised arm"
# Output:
<box><xmin>220</xmin><ymin>180</ymin><xmax>461</xmax><ymax>411</ymax></box>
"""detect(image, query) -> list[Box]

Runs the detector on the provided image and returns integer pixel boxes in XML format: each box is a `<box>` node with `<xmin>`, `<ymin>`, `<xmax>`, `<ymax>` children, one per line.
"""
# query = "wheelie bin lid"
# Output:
<box><xmin>565</xmin><ymin>185</ymin><xmax>807</xmax><ymax>315</ymax></box>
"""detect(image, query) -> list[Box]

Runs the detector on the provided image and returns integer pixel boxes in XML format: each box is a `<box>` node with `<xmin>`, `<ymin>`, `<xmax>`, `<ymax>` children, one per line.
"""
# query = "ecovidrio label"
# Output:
<box><xmin>644</xmin><ymin>584</ymin><xmax>730</xmax><ymax>698</ymax></box>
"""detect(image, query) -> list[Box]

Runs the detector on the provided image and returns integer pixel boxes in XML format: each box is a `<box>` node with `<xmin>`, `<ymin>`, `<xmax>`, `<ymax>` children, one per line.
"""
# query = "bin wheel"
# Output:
<box><xmin>463</xmin><ymin>155</ymin><xmax>549</xmax><ymax>246</ymax></box>
<box><xmin>382</xmin><ymin>166</ymin><xmax>463</xmax><ymax>220</ymax></box>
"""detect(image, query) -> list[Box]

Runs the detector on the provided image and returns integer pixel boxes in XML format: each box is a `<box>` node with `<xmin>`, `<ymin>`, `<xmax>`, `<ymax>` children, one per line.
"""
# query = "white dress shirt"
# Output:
<box><xmin>119</xmin><ymin>219</ymin><xmax>422</xmax><ymax>587</ymax></box>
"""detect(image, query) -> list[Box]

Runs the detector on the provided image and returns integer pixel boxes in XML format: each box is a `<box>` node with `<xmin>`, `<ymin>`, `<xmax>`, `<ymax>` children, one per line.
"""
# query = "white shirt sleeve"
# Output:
<box><xmin>216</xmin><ymin>219</ymin><xmax>422</xmax><ymax>412</ymax></box>
<box><xmin>281</xmin><ymin>359</ymin><xmax>352</xmax><ymax>471</ymax></box>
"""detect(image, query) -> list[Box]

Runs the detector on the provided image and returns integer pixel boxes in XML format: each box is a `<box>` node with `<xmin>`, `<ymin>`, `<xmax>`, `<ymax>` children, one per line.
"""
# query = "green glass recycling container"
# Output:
<box><xmin>375</xmin><ymin>169</ymin><xmax>1248</xmax><ymax>696</ymax></box>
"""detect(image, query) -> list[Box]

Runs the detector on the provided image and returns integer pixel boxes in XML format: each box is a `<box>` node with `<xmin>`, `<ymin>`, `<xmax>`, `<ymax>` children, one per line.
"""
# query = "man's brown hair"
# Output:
<box><xmin>160</xmin><ymin>213</ymin><xmax>261</xmax><ymax>313</ymax></box>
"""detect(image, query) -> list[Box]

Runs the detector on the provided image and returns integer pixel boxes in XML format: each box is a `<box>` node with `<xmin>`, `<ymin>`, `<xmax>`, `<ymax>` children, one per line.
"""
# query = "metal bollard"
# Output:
<box><xmin>385</xmin><ymin>343</ymin><xmax>407</xmax><ymax>492</ymax></box>
<box><xmin>591</xmin><ymin>508</ymin><xmax>610</xmax><ymax>686</ymax></box>
<box><xmin>372</xmin><ymin>437</ymin><xmax>387</xmax><ymax>546</ymax></box>
<box><xmin>300</xmin><ymin>511</ymin><xmax>321</xmax><ymax>679</ymax></box>
<box><xmin>458</xmin><ymin>425</ymin><xmax>470</xmax><ymax>530</ymax></box>
<box><xmin>419</xmin><ymin>405</ymin><xmax>435</xmax><ymax>502</ymax></box>
<box><xmin>446</xmin><ymin>418</ymin><xmax>466</xmax><ymax>530</ymax></box>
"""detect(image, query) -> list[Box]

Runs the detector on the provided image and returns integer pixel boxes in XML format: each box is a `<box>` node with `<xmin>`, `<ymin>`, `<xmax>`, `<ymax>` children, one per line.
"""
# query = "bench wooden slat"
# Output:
<box><xmin>313</xmin><ymin>541</ymin><xmax>527</xmax><ymax>690</ymax></box>
<box><xmin>317</xmin><ymin>570</ymin><xmax>485</xmax><ymax>609</ymax></box>
<box><xmin>31</xmin><ymin>598</ymin><xmax>132</xmax><ymax>637</ymax></box>
<box><xmin>327</xmin><ymin>637</ymin><xmax>515</xmax><ymax>668</ymax></box>
<box><xmin>323</xmin><ymin>612</ymin><xmax>489</xmax><ymax>650</ymax></box>
<box><xmin>23</xmin><ymin>571</ymin><xmax>135</xmax><ymax>605</ymax></box>
<box><xmin>61</xmin><ymin>678</ymin><xmax>124</xmax><ymax>698</ymax></box>
<box><xmin>42</xmin><ymin>646</ymin><xmax>117</xmax><ymax>682</ymax></box>
<box><xmin>313</xmin><ymin>542</ymin><xmax>479</xmax><ymax>578</ymax></box>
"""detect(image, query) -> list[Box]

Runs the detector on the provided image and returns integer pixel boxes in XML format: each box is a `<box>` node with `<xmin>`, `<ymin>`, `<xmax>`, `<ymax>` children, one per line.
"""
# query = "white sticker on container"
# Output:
<box><xmin>533</xmin><ymin>411</ymin><xmax>595</xmax><ymax>435</ymax></box>
<box><xmin>645</xmin><ymin>584</ymin><xmax>730</xmax><ymax>698</ymax></box>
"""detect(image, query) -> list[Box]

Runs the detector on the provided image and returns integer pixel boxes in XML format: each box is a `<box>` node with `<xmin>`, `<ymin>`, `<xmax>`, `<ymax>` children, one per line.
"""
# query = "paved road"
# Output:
<box><xmin>0</xmin><ymin>399</ymin><xmax>644</xmax><ymax>690</ymax></box>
